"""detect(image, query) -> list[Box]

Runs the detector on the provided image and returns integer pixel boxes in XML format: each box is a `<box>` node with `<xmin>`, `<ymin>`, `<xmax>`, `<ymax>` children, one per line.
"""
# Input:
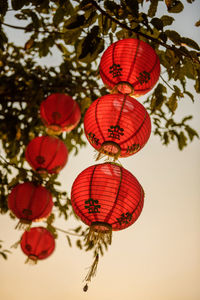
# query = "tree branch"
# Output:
<box><xmin>90</xmin><ymin>0</ymin><xmax>199</xmax><ymax>64</ymax></box>
<box><xmin>1</xmin><ymin>22</ymin><xmax>60</xmax><ymax>35</ymax></box>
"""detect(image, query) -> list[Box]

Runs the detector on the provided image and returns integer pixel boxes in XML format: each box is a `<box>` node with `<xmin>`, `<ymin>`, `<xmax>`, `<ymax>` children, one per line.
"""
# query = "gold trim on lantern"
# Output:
<box><xmin>111</xmin><ymin>81</ymin><xmax>135</xmax><ymax>96</ymax></box>
<box><xmin>96</xmin><ymin>141</ymin><xmax>121</xmax><ymax>162</ymax></box>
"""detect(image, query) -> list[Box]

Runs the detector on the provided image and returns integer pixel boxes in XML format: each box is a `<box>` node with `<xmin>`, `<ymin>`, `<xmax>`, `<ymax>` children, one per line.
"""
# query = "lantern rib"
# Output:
<box><xmin>111</xmin><ymin>184</ymin><xmax>144</xmax><ymax>228</ymax></box>
<box><xmin>44</xmin><ymin>139</ymin><xmax>62</xmax><ymax>172</ymax></box>
<box><xmin>119</xmin><ymin>110</ymin><xmax>148</xmax><ymax>146</ymax></box>
<box><xmin>115</xmin><ymin>95</ymin><xmax>127</xmax><ymax>127</ymax></box>
<box><xmin>34</xmin><ymin>228</ymin><xmax>46</xmax><ymax>259</ymax></box>
<box><xmin>126</xmin><ymin>39</ymin><xmax>140</xmax><ymax>84</ymax></box>
<box><xmin>133</xmin><ymin>53</ymin><xmax>160</xmax><ymax>92</ymax></box>
<box><xmin>95</xmin><ymin>98</ymin><xmax>105</xmax><ymax>142</ymax></box>
<box><xmin>104</xmin><ymin>164</ymin><xmax>122</xmax><ymax>223</ymax></box>
<box><xmin>33</xmin><ymin>190</ymin><xmax>52</xmax><ymax>221</ymax></box>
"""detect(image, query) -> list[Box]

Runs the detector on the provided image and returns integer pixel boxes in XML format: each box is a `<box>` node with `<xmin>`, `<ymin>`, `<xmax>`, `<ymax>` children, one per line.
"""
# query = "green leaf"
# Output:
<box><xmin>76</xmin><ymin>239</ymin><xmax>82</xmax><ymax>250</ymax></box>
<box><xmin>151</xmin><ymin>18</ymin><xmax>163</xmax><ymax>30</ymax></box>
<box><xmin>150</xmin><ymin>83</ymin><xmax>167</xmax><ymax>111</ymax></box>
<box><xmin>184</xmin><ymin>91</ymin><xmax>194</xmax><ymax>102</ymax></box>
<box><xmin>53</xmin><ymin>7</ymin><xmax>66</xmax><ymax>26</ymax></box>
<box><xmin>66</xmin><ymin>235</ymin><xmax>72</xmax><ymax>247</ymax></box>
<box><xmin>148</xmin><ymin>0</ymin><xmax>159</xmax><ymax>18</ymax></box>
<box><xmin>167</xmin><ymin>93</ymin><xmax>178</xmax><ymax>113</ymax></box>
<box><xmin>180</xmin><ymin>37</ymin><xmax>200</xmax><ymax>50</ymax></box>
<box><xmin>195</xmin><ymin>20</ymin><xmax>200</xmax><ymax>27</ymax></box>
<box><xmin>185</xmin><ymin>125</ymin><xmax>199</xmax><ymax>141</ymax></box>
<box><xmin>104</xmin><ymin>0</ymin><xmax>120</xmax><ymax>13</ymax></box>
<box><xmin>167</xmin><ymin>1</ymin><xmax>184</xmax><ymax>13</ymax></box>
<box><xmin>63</xmin><ymin>28</ymin><xmax>82</xmax><ymax>45</ymax></box>
<box><xmin>0</xmin><ymin>0</ymin><xmax>8</xmax><ymax>16</ymax></box>
<box><xmin>11</xmin><ymin>0</ymin><xmax>29</xmax><ymax>10</ymax></box>
<box><xmin>0</xmin><ymin>252</ymin><xmax>7</xmax><ymax>260</ymax></box>
<box><xmin>77</xmin><ymin>26</ymin><xmax>104</xmax><ymax>63</ymax></box>
<box><xmin>124</xmin><ymin>0</ymin><xmax>139</xmax><ymax>17</ymax></box>
<box><xmin>65</xmin><ymin>14</ymin><xmax>85</xmax><ymax>30</ymax></box>
<box><xmin>160</xmin><ymin>15</ymin><xmax>174</xmax><ymax>26</ymax></box>
<box><xmin>165</xmin><ymin>30</ymin><xmax>181</xmax><ymax>44</ymax></box>
<box><xmin>177</xmin><ymin>131</ymin><xmax>187</xmax><ymax>150</ymax></box>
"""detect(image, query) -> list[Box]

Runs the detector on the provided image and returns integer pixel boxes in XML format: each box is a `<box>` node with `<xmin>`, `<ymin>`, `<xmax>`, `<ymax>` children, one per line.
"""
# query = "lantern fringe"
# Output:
<box><xmin>25</xmin><ymin>257</ymin><xmax>38</xmax><ymax>265</ymax></box>
<box><xmin>45</xmin><ymin>127</ymin><xmax>63</xmax><ymax>136</ymax></box>
<box><xmin>86</xmin><ymin>225</ymin><xmax>112</xmax><ymax>246</ymax></box>
<box><xmin>94</xmin><ymin>148</ymin><xmax>120</xmax><ymax>162</ymax></box>
<box><xmin>15</xmin><ymin>220</ymin><xmax>31</xmax><ymax>231</ymax></box>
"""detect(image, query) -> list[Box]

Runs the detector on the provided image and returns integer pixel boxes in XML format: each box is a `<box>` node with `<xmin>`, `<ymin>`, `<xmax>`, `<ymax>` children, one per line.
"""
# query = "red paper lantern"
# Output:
<box><xmin>71</xmin><ymin>162</ymin><xmax>144</xmax><ymax>289</ymax></box>
<box><xmin>84</xmin><ymin>93</ymin><xmax>151</xmax><ymax>160</ymax></box>
<box><xmin>20</xmin><ymin>227</ymin><xmax>55</xmax><ymax>263</ymax></box>
<box><xmin>99</xmin><ymin>38</ymin><xmax>160</xmax><ymax>96</ymax></box>
<box><xmin>8</xmin><ymin>182</ymin><xmax>53</xmax><ymax>228</ymax></box>
<box><xmin>25</xmin><ymin>135</ymin><xmax>68</xmax><ymax>174</ymax></box>
<box><xmin>71</xmin><ymin>162</ymin><xmax>144</xmax><ymax>232</ymax></box>
<box><xmin>40</xmin><ymin>93</ymin><xmax>81</xmax><ymax>134</ymax></box>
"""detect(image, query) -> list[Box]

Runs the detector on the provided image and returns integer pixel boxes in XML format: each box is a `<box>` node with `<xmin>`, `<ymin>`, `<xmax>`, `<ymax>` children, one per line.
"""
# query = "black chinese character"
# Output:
<box><xmin>85</xmin><ymin>198</ymin><xmax>101</xmax><ymax>213</ymax></box>
<box><xmin>109</xmin><ymin>63</ymin><xmax>123</xmax><ymax>78</ymax></box>
<box><xmin>117</xmin><ymin>212</ymin><xmax>133</xmax><ymax>225</ymax></box>
<box><xmin>136</xmin><ymin>71</ymin><xmax>150</xmax><ymax>85</ymax></box>
<box><xmin>108</xmin><ymin>125</ymin><xmax>124</xmax><ymax>140</ymax></box>
<box><xmin>126</xmin><ymin>144</ymin><xmax>140</xmax><ymax>154</ymax></box>
<box><xmin>87</xmin><ymin>132</ymin><xmax>99</xmax><ymax>145</ymax></box>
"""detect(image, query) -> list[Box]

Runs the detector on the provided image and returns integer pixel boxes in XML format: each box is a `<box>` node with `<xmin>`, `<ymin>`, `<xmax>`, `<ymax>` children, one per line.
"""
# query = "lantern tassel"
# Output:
<box><xmin>15</xmin><ymin>221</ymin><xmax>31</xmax><ymax>231</ymax></box>
<box><xmin>84</xmin><ymin>253</ymin><xmax>99</xmax><ymax>283</ymax></box>
<box><xmin>25</xmin><ymin>257</ymin><xmax>38</xmax><ymax>265</ymax></box>
<box><xmin>86</xmin><ymin>225</ymin><xmax>112</xmax><ymax>246</ymax></box>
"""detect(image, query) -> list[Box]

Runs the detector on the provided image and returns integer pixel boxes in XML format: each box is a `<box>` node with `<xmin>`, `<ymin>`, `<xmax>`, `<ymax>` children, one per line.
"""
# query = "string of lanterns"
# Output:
<box><xmin>72</xmin><ymin>38</ymin><xmax>160</xmax><ymax>291</ymax></box>
<box><xmin>7</xmin><ymin>38</ymin><xmax>160</xmax><ymax>290</ymax></box>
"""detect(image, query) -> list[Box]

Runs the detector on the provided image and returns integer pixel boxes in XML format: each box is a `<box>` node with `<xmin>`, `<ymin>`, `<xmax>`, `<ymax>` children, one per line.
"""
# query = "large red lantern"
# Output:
<box><xmin>20</xmin><ymin>227</ymin><xmax>55</xmax><ymax>263</ymax></box>
<box><xmin>84</xmin><ymin>93</ymin><xmax>151</xmax><ymax>160</ymax></box>
<box><xmin>71</xmin><ymin>162</ymin><xmax>144</xmax><ymax>290</ymax></box>
<box><xmin>8</xmin><ymin>182</ymin><xmax>53</xmax><ymax>229</ymax></box>
<box><xmin>25</xmin><ymin>135</ymin><xmax>68</xmax><ymax>174</ymax></box>
<box><xmin>99</xmin><ymin>38</ymin><xmax>160</xmax><ymax>96</ymax></box>
<box><xmin>40</xmin><ymin>93</ymin><xmax>81</xmax><ymax>134</ymax></box>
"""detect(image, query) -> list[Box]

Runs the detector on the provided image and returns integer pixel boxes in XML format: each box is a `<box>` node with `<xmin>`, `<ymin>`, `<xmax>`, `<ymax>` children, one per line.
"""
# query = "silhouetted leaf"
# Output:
<box><xmin>166</xmin><ymin>0</ymin><xmax>184</xmax><ymax>13</ymax></box>
<box><xmin>185</xmin><ymin>125</ymin><xmax>199</xmax><ymax>141</ymax></box>
<box><xmin>160</xmin><ymin>15</ymin><xmax>174</xmax><ymax>26</ymax></box>
<box><xmin>148</xmin><ymin>0</ymin><xmax>158</xmax><ymax>17</ymax></box>
<box><xmin>65</xmin><ymin>14</ymin><xmax>85</xmax><ymax>29</ymax></box>
<box><xmin>151</xmin><ymin>18</ymin><xmax>163</xmax><ymax>30</ymax></box>
<box><xmin>181</xmin><ymin>37</ymin><xmax>200</xmax><ymax>50</ymax></box>
<box><xmin>0</xmin><ymin>0</ymin><xmax>8</xmax><ymax>16</ymax></box>
<box><xmin>53</xmin><ymin>7</ymin><xmax>66</xmax><ymax>26</ymax></box>
<box><xmin>195</xmin><ymin>20</ymin><xmax>200</xmax><ymax>27</ymax></box>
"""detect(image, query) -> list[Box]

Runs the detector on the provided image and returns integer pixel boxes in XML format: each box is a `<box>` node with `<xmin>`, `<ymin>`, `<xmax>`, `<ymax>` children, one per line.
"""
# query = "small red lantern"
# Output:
<box><xmin>99</xmin><ymin>38</ymin><xmax>160</xmax><ymax>96</ymax></box>
<box><xmin>25</xmin><ymin>135</ymin><xmax>68</xmax><ymax>174</ymax></box>
<box><xmin>40</xmin><ymin>93</ymin><xmax>81</xmax><ymax>134</ymax></box>
<box><xmin>71</xmin><ymin>162</ymin><xmax>144</xmax><ymax>289</ymax></box>
<box><xmin>84</xmin><ymin>93</ymin><xmax>151</xmax><ymax>160</ymax></box>
<box><xmin>20</xmin><ymin>227</ymin><xmax>55</xmax><ymax>264</ymax></box>
<box><xmin>8</xmin><ymin>182</ymin><xmax>53</xmax><ymax>229</ymax></box>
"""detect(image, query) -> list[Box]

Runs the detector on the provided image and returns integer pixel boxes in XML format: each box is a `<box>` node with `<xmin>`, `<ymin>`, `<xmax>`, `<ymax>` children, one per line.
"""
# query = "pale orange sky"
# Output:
<box><xmin>0</xmin><ymin>2</ymin><xmax>200</xmax><ymax>300</ymax></box>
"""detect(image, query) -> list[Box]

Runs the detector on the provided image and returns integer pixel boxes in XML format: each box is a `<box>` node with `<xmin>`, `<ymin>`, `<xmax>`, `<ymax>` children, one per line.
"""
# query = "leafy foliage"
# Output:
<box><xmin>0</xmin><ymin>0</ymin><xmax>199</xmax><ymax>257</ymax></box>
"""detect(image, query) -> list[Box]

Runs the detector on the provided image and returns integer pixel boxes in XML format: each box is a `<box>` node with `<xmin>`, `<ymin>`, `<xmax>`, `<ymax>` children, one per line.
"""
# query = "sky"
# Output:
<box><xmin>0</xmin><ymin>1</ymin><xmax>200</xmax><ymax>300</ymax></box>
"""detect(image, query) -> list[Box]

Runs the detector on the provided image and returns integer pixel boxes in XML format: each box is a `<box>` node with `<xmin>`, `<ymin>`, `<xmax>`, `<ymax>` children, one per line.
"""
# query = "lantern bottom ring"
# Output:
<box><xmin>96</xmin><ymin>141</ymin><xmax>121</xmax><ymax>161</ymax></box>
<box><xmin>113</xmin><ymin>81</ymin><xmax>134</xmax><ymax>95</ymax></box>
<box><xmin>91</xmin><ymin>221</ymin><xmax>112</xmax><ymax>233</ymax></box>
